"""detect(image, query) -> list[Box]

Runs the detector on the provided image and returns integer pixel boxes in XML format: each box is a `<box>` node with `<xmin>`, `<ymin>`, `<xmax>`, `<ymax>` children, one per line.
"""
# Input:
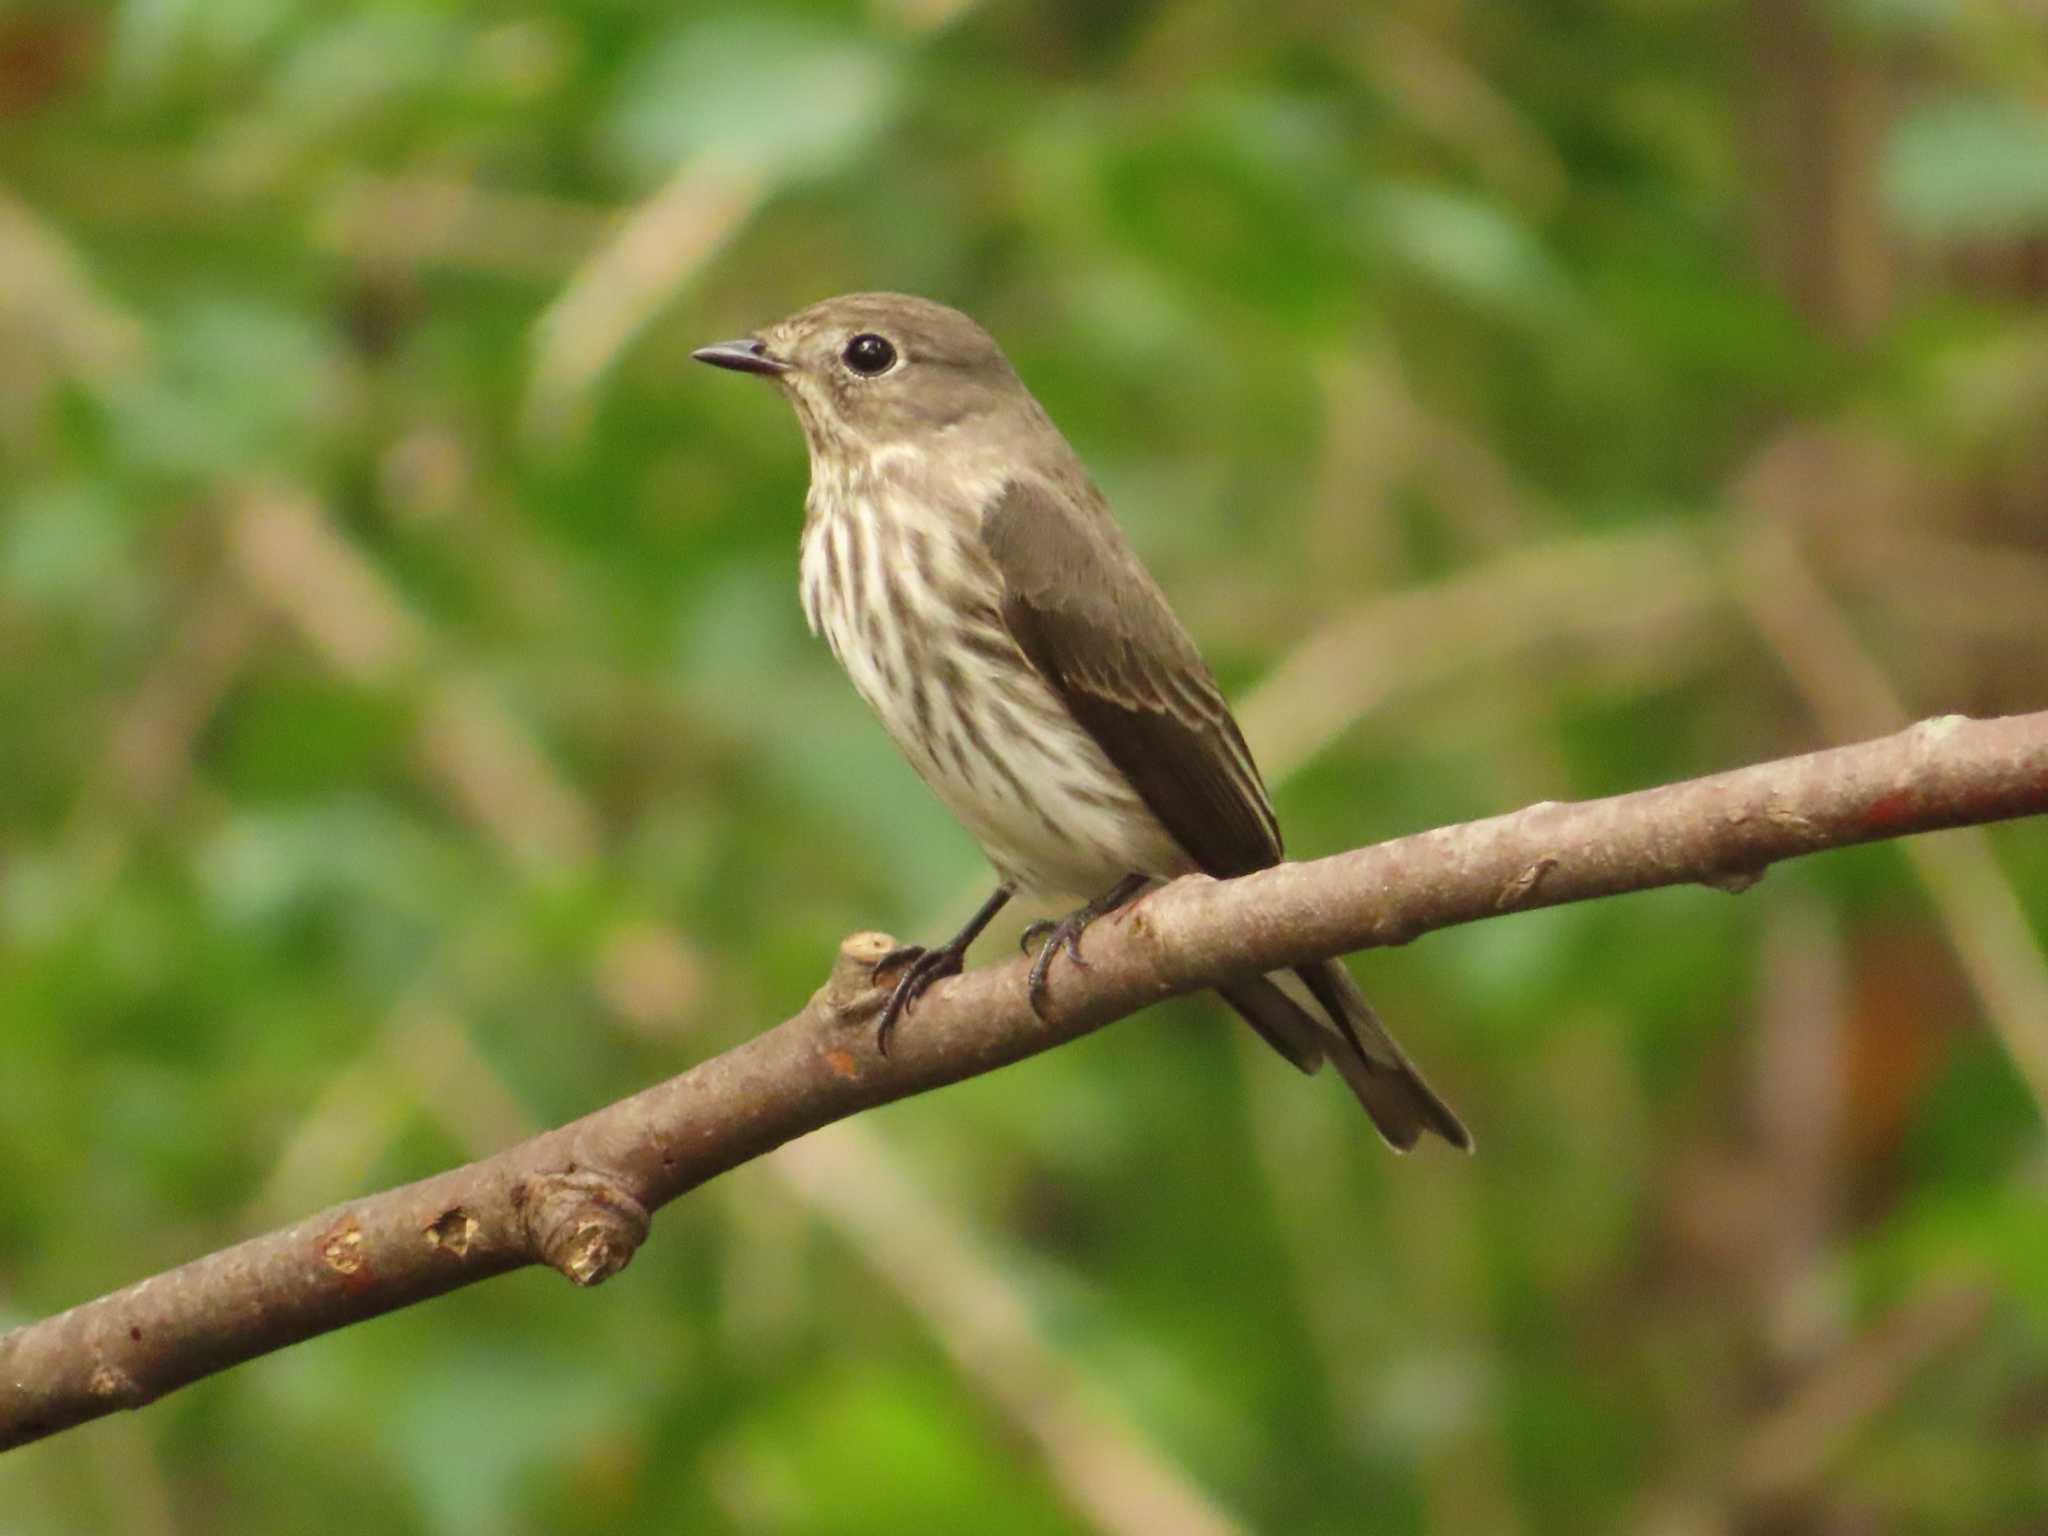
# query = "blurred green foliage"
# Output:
<box><xmin>4</xmin><ymin>1</ymin><xmax>2048</xmax><ymax>1532</ymax></box>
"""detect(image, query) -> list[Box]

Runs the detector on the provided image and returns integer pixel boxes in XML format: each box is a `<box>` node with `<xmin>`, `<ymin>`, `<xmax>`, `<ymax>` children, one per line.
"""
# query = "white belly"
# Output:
<box><xmin>799</xmin><ymin>497</ymin><xmax>1189</xmax><ymax>898</ymax></box>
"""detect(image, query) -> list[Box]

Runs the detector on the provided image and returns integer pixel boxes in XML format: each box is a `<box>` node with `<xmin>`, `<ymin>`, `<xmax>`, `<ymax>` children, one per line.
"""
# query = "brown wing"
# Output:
<box><xmin>981</xmin><ymin>476</ymin><xmax>1281</xmax><ymax>878</ymax></box>
<box><xmin>984</xmin><ymin>478</ymin><xmax>1472</xmax><ymax>1152</ymax></box>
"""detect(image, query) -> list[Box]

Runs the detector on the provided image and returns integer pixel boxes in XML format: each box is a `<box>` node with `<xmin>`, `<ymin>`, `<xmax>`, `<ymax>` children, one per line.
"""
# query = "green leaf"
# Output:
<box><xmin>1362</xmin><ymin>185</ymin><xmax>1574</xmax><ymax>323</ymax></box>
<box><xmin>606</xmin><ymin>14</ymin><xmax>900</xmax><ymax>184</ymax></box>
<box><xmin>1885</xmin><ymin>96</ymin><xmax>2048</xmax><ymax>238</ymax></box>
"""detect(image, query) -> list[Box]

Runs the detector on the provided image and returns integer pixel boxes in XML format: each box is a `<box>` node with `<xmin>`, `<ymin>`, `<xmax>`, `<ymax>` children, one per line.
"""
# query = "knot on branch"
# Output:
<box><xmin>817</xmin><ymin>931</ymin><xmax>897</xmax><ymax>1023</ymax></box>
<box><xmin>86</xmin><ymin>1361</ymin><xmax>144</xmax><ymax>1408</ymax></box>
<box><xmin>1493</xmin><ymin>857</ymin><xmax>1559</xmax><ymax>911</ymax></box>
<box><xmin>523</xmin><ymin>1169</ymin><xmax>650</xmax><ymax>1288</ymax></box>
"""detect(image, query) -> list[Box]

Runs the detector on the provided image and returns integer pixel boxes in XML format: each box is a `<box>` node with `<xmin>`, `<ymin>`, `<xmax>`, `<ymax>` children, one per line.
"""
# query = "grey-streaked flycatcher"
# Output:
<box><xmin>695</xmin><ymin>293</ymin><xmax>1468</xmax><ymax>1152</ymax></box>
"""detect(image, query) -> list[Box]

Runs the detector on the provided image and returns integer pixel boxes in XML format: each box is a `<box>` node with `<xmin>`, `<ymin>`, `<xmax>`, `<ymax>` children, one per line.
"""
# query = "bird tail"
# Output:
<box><xmin>1218</xmin><ymin>960</ymin><xmax>1471</xmax><ymax>1153</ymax></box>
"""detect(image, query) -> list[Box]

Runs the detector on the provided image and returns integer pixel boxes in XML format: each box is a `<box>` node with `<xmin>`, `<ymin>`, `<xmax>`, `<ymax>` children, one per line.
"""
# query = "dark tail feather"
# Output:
<box><xmin>1216</xmin><ymin>975</ymin><xmax>1328</xmax><ymax>1073</ymax></box>
<box><xmin>1295</xmin><ymin>960</ymin><xmax>1471</xmax><ymax>1152</ymax></box>
<box><xmin>1218</xmin><ymin>965</ymin><xmax>1472</xmax><ymax>1154</ymax></box>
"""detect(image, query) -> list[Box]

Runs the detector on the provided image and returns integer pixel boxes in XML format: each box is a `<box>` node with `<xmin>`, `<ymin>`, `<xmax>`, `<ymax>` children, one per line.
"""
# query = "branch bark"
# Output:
<box><xmin>6</xmin><ymin>711</ymin><xmax>2047</xmax><ymax>1452</ymax></box>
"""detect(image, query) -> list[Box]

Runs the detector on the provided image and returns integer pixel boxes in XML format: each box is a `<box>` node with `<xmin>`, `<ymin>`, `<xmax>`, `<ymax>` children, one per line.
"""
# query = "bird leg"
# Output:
<box><xmin>1019</xmin><ymin>874</ymin><xmax>1151</xmax><ymax>1018</ymax></box>
<box><xmin>871</xmin><ymin>884</ymin><xmax>1013</xmax><ymax>1056</ymax></box>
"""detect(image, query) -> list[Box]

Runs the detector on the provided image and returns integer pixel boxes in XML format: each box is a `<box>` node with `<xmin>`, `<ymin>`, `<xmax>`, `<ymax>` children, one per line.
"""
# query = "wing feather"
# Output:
<box><xmin>980</xmin><ymin>477</ymin><xmax>1281</xmax><ymax>878</ymax></box>
<box><xmin>981</xmin><ymin>477</ymin><xmax>1471</xmax><ymax>1151</ymax></box>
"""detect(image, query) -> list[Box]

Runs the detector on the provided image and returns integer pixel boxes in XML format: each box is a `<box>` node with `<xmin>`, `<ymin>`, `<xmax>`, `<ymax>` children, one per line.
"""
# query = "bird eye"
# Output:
<box><xmin>841</xmin><ymin>333</ymin><xmax>897</xmax><ymax>376</ymax></box>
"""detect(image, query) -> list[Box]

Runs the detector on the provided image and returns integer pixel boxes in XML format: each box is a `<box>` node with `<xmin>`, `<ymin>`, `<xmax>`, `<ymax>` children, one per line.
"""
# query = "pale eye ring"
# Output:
<box><xmin>841</xmin><ymin>333</ymin><xmax>897</xmax><ymax>376</ymax></box>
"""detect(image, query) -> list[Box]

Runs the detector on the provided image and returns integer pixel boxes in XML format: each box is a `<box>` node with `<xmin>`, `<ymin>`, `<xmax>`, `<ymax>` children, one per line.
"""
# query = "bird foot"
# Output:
<box><xmin>863</xmin><ymin>888</ymin><xmax>1016</xmax><ymax>1057</ymax></box>
<box><xmin>870</xmin><ymin>942</ymin><xmax>967</xmax><ymax>1057</ymax></box>
<box><xmin>1019</xmin><ymin>915</ymin><xmax>1090</xmax><ymax>1018</ymax></box>
<box><xmin>1018</xmin><ymin>875</ymin><xmax>1149</xmax><ymax>1019</ymax></box>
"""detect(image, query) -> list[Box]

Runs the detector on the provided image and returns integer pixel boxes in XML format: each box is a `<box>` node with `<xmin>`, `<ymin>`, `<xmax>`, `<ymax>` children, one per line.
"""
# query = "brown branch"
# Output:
<box><xmin>6</xmin><ymin>711</ymin><xmax>2047</xmax><ymax>1452</ymax></box>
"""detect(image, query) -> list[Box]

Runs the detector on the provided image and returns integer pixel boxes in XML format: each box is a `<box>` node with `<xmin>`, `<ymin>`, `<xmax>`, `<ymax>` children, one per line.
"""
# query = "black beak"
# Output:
<box><xmin>691</xmin><ymin>337</ymin><xmax>790</xmax><ymax>377</ymax></box>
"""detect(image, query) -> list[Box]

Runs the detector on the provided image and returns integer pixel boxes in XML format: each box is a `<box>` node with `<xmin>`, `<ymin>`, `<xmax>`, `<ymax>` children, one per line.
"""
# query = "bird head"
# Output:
<box><xmin>693</xmin><ymin>292</ymin><xmax>1031</xmax><ymax>465</ymax></box>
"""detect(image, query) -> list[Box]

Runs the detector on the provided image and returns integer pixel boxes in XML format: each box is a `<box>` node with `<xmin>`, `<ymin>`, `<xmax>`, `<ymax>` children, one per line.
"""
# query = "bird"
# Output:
<box><xmin>693</xmin><ymin>293</ymin><xmax>1469</xmax><ymax>1152</ymax></box>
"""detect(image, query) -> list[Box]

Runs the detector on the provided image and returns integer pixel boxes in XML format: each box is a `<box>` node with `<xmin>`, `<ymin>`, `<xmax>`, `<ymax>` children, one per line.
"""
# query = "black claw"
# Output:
<box><xmin>865</xmin><ymin>886</ymin><xmax>1017</xmax><ymax>1057</ymax></box>
<box><xmin>1025</xmin><ymin>938</ymin><xmax>1060</xmax><ymax>1018</ymax></box>
<box><xmin>873</xmin><ymin>943</ymin><xmax>927</xmax><ymax>975</ymax></box>
<box><xmin>1025</xmin><ymin>912</ymin><xmax>1096</xmax><ymax>1018</ymax></box>
<box><xmin>1019</xmin><ymin>875</ymin><xmax>1149</xmax><ymax>1020</ymax></box>
<box><xmin>1018</xmin><ymin>919</ymin><xmax>1054</xmax><ymax>956</ymax></box>
<box><xmin>872</xmin><ymin>944</ymin><xmax>964</xmax><ymax>1056</ymax></box>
